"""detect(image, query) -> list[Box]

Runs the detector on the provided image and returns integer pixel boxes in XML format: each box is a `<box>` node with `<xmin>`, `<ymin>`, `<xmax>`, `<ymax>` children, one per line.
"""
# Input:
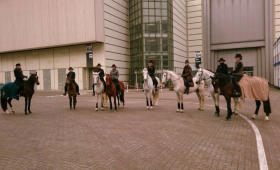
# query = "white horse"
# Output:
<box><xmin>194</xmin><ymin>68</ymin><xmax>241</xmax><ymax>116</ymax></box>
<box><xmin>92</xmin><ymin>72</ymin><xmax>106</xmax><ymax>111</ymax></box>
<box><xmin>161</xmin><ymin>70</ymin><xmax>205</xmax><ymax>113</ymax></box>
<box><xmin>142</xmin><ymin>68</ymin><xmax>160</xmax><ymax>110</ymax></box>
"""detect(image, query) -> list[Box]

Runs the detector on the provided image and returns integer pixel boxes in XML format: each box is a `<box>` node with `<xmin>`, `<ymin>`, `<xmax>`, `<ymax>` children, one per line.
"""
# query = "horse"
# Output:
<box><xmin>105</xmin><ymin>74</ymin><xmax>125</xmax><ymax>111</ymax></box>
<box><xmin>66</xmin><ymin>75</ymin><xmax>77</xmax><ymax>110</ymax></box>
<box><xmin>211</xmin><ymin>73</ymin><xmax>271</xmax><ymax>120</ymax></box>
<box><xmin>142</xmin><ymin>68</ymin><xmax>160</xmax><ymax>110</ymax></box>
<box><xmin>194</xmin><ymin>68</ymin><xmax>241</xmax><ymax>117</ymax></box>
<box><xmin>161</xmin><ymin>70</ymin><xmax>205</xmax><ymax>113</ymax></box>
<box><xmin>1</xmin><ymin>73</ymin><xmax>40</xmax><ymax>115</ymax></box>
<box><xmin>92</xmin><ymin>72</ymin><xmax>107</xmax><ymax>111</ymax></box>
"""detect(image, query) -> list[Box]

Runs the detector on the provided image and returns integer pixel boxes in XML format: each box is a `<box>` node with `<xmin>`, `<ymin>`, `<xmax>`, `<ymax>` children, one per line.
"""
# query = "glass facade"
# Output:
<box><xmin>129</xmin><ymin>0</ymin><xmax>173</xmax><ymax>86</ymax></box>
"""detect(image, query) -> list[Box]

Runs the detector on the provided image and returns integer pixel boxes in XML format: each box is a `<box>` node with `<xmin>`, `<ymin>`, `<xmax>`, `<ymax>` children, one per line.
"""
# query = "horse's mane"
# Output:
<box><xmin>200</xmin><ymin>68</ymin><xmax>215</xmax><ymax>76</ymax></box>
<box><xmin>215</xmin><ymin>73</ymin><xmax>231</xmax><ymax>81</ymax></box>
<box><xmin>164</xmin><ymin>70</ymin><xmax>180</xmax><ymax>79</ymax></box>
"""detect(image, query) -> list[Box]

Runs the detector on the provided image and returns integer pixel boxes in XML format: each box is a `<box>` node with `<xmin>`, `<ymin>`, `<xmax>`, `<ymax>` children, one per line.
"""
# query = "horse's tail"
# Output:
<box><xmin>264</xmin><ymin>97</ymin><xmax>271</xmax><ymax>114</ymax></box>
<box><xmin>1</xmin><ymin>88</ymin><xmax>7</xmax><ymax>112</ymax></box>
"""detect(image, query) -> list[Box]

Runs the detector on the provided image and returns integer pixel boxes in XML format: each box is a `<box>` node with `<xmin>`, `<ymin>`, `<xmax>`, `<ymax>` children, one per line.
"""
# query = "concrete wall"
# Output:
<box><xmin>0</xmin><ymin>0</ymin><xmax>104</xmax><ymax>53</ymax></box>
<box><xmin>173</xmin><ymin>0</ymin><xmax>188</xmax><ymax>73</ymax></box>
<box><xmin>103</xmin><ymin>0</ymin><xmax>130</xmax><ymax>82</ymax></box>
<box><xmin>186</xmin><ymin>0</ymin><xmax>204</xmax><ymax>65</ymax></box>
<box><xmin>0</xmin><ymin>45</ymin><xmax>89</xmax><ymax>90</ymax></box>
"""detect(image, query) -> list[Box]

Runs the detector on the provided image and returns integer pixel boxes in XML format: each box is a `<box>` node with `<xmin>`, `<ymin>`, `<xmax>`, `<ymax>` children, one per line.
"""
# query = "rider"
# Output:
<box><xmin>216</xmin><ymin>58</ymin><xmax>228</xmax><ymax>75</ymax></box>
<box><xmin>232</xmin><ymin>54</ymin><xmax>244</xmax><ymax>97</ymax></box>
<box><xmin>63</xmin><ymin>67</ymin><xmax>80</xmax><ymax>96</ymax></box>
<box><xmin>182</xmin><ymin>60</ymin><xmax>193</xmax><ymax>94</ymax></box>
<box><xmin>147</xmin><ymin>60</ymin><xmax>158</xmax><ymax>91</ymax></box>
<box><xmin>110</xmin><ymin>64</ymin><xmax>121</xmax><ymax>95</ymax></box>
<box><xmin>92</xmin><ymin>63</ymin><xmax>106</xmax><ymax>96</ymax></box>
<box><xmin>14</xmin><ymin>63</ymin><xmax>27</xmax><ymax>99</ymax></box>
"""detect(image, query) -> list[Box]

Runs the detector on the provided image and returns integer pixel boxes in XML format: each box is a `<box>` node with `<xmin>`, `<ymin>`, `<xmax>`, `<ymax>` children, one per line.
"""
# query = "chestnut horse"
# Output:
<box><xmin>105</xmin><ymin>74</ymin><xmax>125</xmax><ymax>111</ymax></box>
<box><xmin>66</xmin><ymin>75</ymin><xmax>77</xmax><ymax>110</ymax></box>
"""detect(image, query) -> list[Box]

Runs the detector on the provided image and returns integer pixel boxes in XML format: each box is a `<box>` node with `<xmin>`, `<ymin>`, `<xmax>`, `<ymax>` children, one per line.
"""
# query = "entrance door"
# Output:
<box><xmin>88</xmin><ymin>67</ymin><xmax>97</xmax><ymax>90</ymax></box>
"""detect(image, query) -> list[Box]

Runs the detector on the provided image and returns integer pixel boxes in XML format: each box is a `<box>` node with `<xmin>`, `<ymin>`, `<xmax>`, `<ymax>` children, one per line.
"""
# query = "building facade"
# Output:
<box><xmin>0</xmin><ymin>0</ymin><xmax>278</xmax><ymax>90</ymax></box>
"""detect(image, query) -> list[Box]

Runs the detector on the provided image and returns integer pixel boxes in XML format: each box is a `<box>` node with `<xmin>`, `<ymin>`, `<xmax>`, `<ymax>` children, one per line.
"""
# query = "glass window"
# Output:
<box><xmin>162</xmin><ymin>38</ymin><xmax>168</xmax><ymax>51</ymax></box>
<box><xmin>162</xmin><ymin>20</ymin><xmax>168</xmax><ymax>33</ymax></box>
<box><xmin>145</xmin><ymin>38</ymin><xmax>160</xmax><ymax>52</ymax></box>
<box><xmin>145</xmin><ymin>23</ymin><xmax>159</xmax><ymax>33</ymax></box>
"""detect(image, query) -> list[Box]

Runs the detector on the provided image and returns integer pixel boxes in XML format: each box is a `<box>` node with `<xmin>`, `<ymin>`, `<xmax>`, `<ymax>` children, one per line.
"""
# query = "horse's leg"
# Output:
<box><xmin>8</xmin><ymin>98</ymin><xmax>15</xmax><ymax>114</ymax></box>
<box><xmin>251</xmin><ymin>100</ymin><xmax>261</xmax><ymax>119</ymax></box>
<box><xmin>101</xmin><ymin>94</ymin><xmax>104</xmax><ymax>110</ymax></box>
<box><xmin>233</xmin><ymin>98</ymin><xmax>240</xmax><ymax>115</ymax></box>
<box><xmin>180</xmin><ymin>94</ymin><xmax>184</xmax><ymax>113</ymax></box>
<box><xmin>28</xmin><ymin>97</ymin><xmax>32</xmax><ymax>114</ymax></box>
<box><xmin>24</xmin><ymin>97</ymin><xmax>28</xmax><ymax>115</ymax></box>
<box><xmin>96</xmin><ymin>94</ymin><xmax>99</xmax><ymax>111</ymax></box>
<box><xmin>114</xmin><ymin>96</ymin><xmax>117</xmax><ymax>111</ymax></box>
<box><xmin>69</xmin><ymin>96</ymin><xmax>72</xmax><ymax>110</ymax></box>
<box><xmin>213</xmin><ymin>92</ymin><xmax>220</xmax><ymax>116</ymax></box>
<box><xmin>73</xmin><ymin>96</ymin><xmax>77</xmax><ymax>110</ymax></box>
<box><xmin>109</xmin><ymin>96</ymin><xmax>112</xmax><ymax>110</ymax></box>
<box><xmin>146</xmin><ymin>94</ymin><xmax>149</xmax><ymax>109</ymax></box>
<box><xmin>150</xmin><ymin>97</ymin><xmax>153</xmax><ymax>109</ymax></box>
<box><xmin>117</xmin><ymin>95</ymin><xmax>120</xmax><ymax>106</ymax></box>
<box><xmin>225</xmin><ymin>96</ymin><xmax>232</xmax><ymax>120</ymax></box>
<box><xmin>176</xmin><ymin>92</ymin><xmax>180</xmax><ymax>112</ymax></box>
<box><xmin>263</xmin><ymin>99</ymin><xmax>271</xmax><ymax>121</ymax></box>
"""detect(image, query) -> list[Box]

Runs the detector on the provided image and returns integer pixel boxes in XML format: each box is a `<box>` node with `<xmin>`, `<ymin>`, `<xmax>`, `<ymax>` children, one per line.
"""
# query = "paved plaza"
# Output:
<box><xmin>0</xmin><ymin>89</ymin><xmax>279</xmax><ymax>170</ymax></box>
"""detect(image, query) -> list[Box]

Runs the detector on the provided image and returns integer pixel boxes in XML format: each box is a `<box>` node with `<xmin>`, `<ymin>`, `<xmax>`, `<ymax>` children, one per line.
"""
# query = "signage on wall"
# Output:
<box><xmin>195</xmin><ymin>51</ymin><xmax>202</xmax><ymax>69</ymax></box>
<box><xmin>86</xmin><ymin>44</ymin><xmax>93</xmax><ymax>67</ymax></box>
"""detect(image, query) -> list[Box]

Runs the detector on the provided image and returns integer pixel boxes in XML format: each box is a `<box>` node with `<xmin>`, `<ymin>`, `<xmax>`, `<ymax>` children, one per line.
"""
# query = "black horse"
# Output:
<box><xmin>1</xmin><ymin>73</ymin><xmax>40</xmax><ymax>115</ymax></box>
<box><xmin>211</xmin><ymin>73</ymin><xmax>271</xmax><ymax>120</ymax></box>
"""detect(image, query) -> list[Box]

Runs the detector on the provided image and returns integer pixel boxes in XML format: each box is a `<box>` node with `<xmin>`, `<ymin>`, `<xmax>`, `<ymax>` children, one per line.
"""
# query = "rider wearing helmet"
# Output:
<box><xmin>110</xmin><ymin>64</ymin><xmax>121</xmax><ymax>94</ymax></box>
<box><xmin>14</xmin><ymin>63</ymin><xmax>27</xmax><ymax>99</ymax></box>
<box><xmin>147</xmin><ymin>60</ymin><xmax>158</xmax><ymax>90</ymax></box>
<box><xmin>216</xmin><ymin>58</ymin><xmax>228</xmax><ymax>75</ymax></box>
<box><xmin>232</xmin><ymin>54</ymin><xmax>244</xmax><ymax>97</ymax></box>
<box><xmin>93</xmin><ymin>63</ymin><xmax>106</xmax><ymax>96</ymax></box>
<box><xmin>182</xmin><ymin>60</ymin><xmax>193</xmax><ymax>94</ymax></box>
<box><xmin>63</xmin><ymin>67</ymin><xmax>80</xmax><ymax>95</ymax></box>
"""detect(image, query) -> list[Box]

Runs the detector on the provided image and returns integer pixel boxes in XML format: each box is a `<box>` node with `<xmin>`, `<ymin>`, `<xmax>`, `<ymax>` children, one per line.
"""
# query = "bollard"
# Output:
<box><xmin>126</xmin><ymin>84</ymin><xmax>129</xmax><ymax>93</ymax></box>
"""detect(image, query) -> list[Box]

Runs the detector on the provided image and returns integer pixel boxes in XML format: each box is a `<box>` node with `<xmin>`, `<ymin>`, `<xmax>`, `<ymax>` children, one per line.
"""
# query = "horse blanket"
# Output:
<box><xmin>1</xmin><ymin>82</ymin><xmax>19</xmax><ymax>99</ymax></box>
<box><xmin>238</xmin><ymin>74</ymin><xmax>269</xmax><ymax>101</ymax></box>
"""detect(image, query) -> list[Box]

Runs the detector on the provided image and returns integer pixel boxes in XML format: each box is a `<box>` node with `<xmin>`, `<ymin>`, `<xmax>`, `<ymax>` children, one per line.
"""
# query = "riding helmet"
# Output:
<box><xmin>112</xmin><ymin>64</ymin><xmax>116</xmax><ymax>68</ymax></box>
<box><xmin>68</xmin><ymin>67</ymin><xmax>74</xmax><ymax>70</ymax></box>
<box><xmin>218</xmin><ymin>58</ymin><xmax>225</xmax><ymax>62</ymax></box>
<box><xmin>16</xmin><ymin>63</ymin><xmax>21</xmax><ymax>66</ymax></box>
<box><xmin>185</xmin><ymin>60</ymin><xmax>189</xmax><ymax>63</ymax></box>
<box><xmin>235</xmin><ymin>54</ymin><xmax>242</xmax><ymax>60</ymax></box>
<box><xmin>97</xmin><ymin>63</ymin><xmax>102</xmax><ymax>67</ymax></box>
<box><xmin>148</xmin><ymin>60</ymin><xmax>153</xmax><ymax>63</ymax></box>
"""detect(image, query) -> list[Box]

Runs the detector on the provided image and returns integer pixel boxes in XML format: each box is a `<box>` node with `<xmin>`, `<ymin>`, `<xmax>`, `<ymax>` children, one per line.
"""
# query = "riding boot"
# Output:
<box><xmin>232</xmin><ymin>78</ymin><xmax>241</xmax><ymax>97</ymax></box>
<box><xmin>184</xmin><ymin>87</ymin><xmax>190</xmax><ymax>94</ymax></box>
<box><xmin>63</xmin><ymin>84</ymin><xmax>67</xmax><ymax>96</ymax></box>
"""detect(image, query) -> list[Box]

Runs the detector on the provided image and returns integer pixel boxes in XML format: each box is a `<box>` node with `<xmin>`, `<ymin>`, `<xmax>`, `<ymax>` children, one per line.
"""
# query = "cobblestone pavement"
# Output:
<box><xmin>0</xmin><ymin>89</ymin><xmax>279</xmax><ymax>170</ymax></box>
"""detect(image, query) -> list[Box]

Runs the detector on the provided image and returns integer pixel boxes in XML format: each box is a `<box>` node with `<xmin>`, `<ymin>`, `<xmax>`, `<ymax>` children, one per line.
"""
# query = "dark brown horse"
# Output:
<box><xmin>66</xmin><ymin>75</ymin><xmax>77</xmax><ymax>110</ymax></box>
<box><xmin>105</xmin><ymin>74</ymin><xmax>125</xmax><ymax>111</ymax></box>
<box><xmin>1</xmin><ymin>73</ymin><xmax>39</xmax><ymax>115</ymax></box>
<box><xmin>23</xmin><ymin>73</ymin><xmax>40</xmax><ymax>114</ymax></box>
<box><xmin>211</xmin><ymin>73</ymin><xmax>271</xmax><ymax>120</ymax></box>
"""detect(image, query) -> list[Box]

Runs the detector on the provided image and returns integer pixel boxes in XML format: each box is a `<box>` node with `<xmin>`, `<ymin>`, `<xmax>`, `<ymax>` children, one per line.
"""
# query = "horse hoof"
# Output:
<box><xmin>215</xmin><ymin>112</ymin><xmax>220</xmax><ymax>117</ymax></box>
<box><xmin>180</xmin><ymin>110</ymin><xmax>184</xmax><ymax>113</ymax></box>
<box><xmin>150</xmin><ymin>107</ymin><xmax>153</xmax><ymax>110</ymax></box>
<box><xmin>233</xmin><ymin>112</ymin><xmax>238</xmax><ymax>116</ymax></box>
<box><xmin>264</xmin><ymin>116</ymin><xmax>269</xmax><ymax>121</ymax></box>
<box><xmin>251</xmin><ymin>115</ymin><xmax>256</xmax><ymax>119</ymax></box>
<box><xmin>146</xmin><ymin>107</ymin><xmax>150</xmax><ymax>110</ymax></box>
<box><xmin>176</xmin><ymin>109</ymin><xmax>180</xmax><ymax>112</ymax></box>
<box><xmin>29</xmin><ymin>111</ymin><xmax>32</xmax><ymax>114</ymax></box>
<box><xmin>5</xmin><ymin>110</ymin><xmax>10</xmax><ymax>114</ymax></box>
<box><xmin>101</xmin><ymin>107</ymin><xmax>104</xmax><ymax>111</ymax></box>
<box><xmin>225</xmin><ymin>117</ymin><xmax>231</xmax><ymax>121</ymax></box>
<box><xmin>95</xmin><ymin>108</ymin><xmax>98</xmax><ymax>111</ymax></box>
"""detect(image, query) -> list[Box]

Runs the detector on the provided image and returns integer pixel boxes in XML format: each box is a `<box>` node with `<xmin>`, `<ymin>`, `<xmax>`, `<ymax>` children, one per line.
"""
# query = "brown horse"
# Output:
<box><xmin>211</xmin><ymin>73</ymin><xmax>271</xmax><ymax>120</ymax></box>
<box><xmin>105</xmin><ymin>74</ymin><xmax>125</xmax><ymax>111</ymax></box>
<box><xmin>66</xmin><ymin>76</ymin><xmax>77</xmax><ymax>110</ymax></box>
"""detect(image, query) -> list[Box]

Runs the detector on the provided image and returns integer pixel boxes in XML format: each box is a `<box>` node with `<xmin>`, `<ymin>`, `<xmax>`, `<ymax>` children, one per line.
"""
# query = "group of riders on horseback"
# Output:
<box><xmin>12</xmin><ymin>53</ymin><xmax>244</xmax><ymax>99</ymax></box>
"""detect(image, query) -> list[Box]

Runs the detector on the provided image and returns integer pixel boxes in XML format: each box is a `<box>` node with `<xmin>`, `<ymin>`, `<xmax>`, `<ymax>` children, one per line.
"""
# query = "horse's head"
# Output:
<box><xmin>106</xmin><ymin>74</ymin><xmax>112</xmax><ymax>86</ymax></box>
<box><xmin>92</xmin><ymin>72</ymin><xmax>100</xmax><ymax>85</ymax></box>
<box><xmin>142</xmin><ymin>68</ymin><xmax>148</xmax><ymax>81</ymax></box>
<box><xmin>161</xmin><ymin>70</ymin><xmax>170</xmax><ymax>84</ymax></box>
<box><xmin>29</xmin><ymin>72</ymin><xmax>40</xmax><ymax>85</ymax></box>
<box><xmin>194</xmin><ymin>68</ymin><xmax>205</xmax><ymax>84</ymax></box>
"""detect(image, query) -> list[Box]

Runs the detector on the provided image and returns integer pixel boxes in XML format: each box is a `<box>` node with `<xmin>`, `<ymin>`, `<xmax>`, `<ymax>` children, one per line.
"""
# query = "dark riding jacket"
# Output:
<box><xmin>232</xmin><ymin>61</ymin><xmax>244</xmax><ymax>76</ymax></box>
<box><xmin>97</xmin><ymin>68</ymin><xmax>105</xmax><ymax>81</ymax></box>
<box><xmin>67</xmin><ymin>72</ymin><xmax>76</xmax><ymax>82</ymax></box>
<box><xmin>110</xmin><ymin>69</ymin><xmax>119</xmax><ymax>81</ymax></box>
<box><xmin>216</xmin><ymin>63</ymin><xmax>228</xmax><ymax>75</ymax></box>
<box><xmin>182</xmin><ymin>65</ymin><xmax>193</xmax><ymax>82</ymax></box>
<box><xmin>147</xmin><ymin>66</ymin><xmax>155</xmax><ymax>78</ymax></box>
<box><xmin>14</xmin><ymin>68</ymin><xmax>26</xmax><ymax>84</ymax></box>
